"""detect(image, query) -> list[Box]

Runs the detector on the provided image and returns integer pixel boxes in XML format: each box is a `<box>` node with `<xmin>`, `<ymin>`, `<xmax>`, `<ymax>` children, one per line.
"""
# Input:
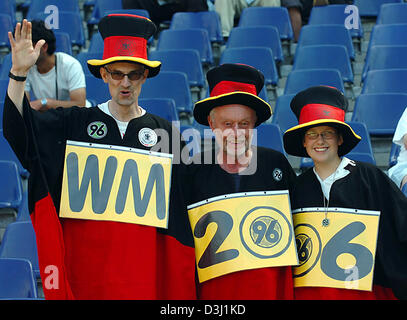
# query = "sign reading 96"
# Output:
<box><xmin>188</xmin><ymin>192</ymin><xmax>299</xmax><ymax>283</ymax></box>
<box><xmin>293</xmin><ymin>209</ymin><xmax>380</xmax><ymax>291</ymax></box>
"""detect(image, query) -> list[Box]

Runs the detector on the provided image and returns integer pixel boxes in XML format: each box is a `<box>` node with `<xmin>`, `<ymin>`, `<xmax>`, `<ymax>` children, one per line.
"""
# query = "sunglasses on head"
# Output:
<box><xmin>104</xmin><ymin>67</ymin><xmax>145</xmax><ymax>81</ymax></box>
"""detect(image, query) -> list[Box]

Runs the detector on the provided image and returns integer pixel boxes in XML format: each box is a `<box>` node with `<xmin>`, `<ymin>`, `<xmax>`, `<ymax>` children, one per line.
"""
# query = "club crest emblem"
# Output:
<box><xmin>138</xmin><ymin>128</ymin><xmax>158</xmax><ymax>147</ymax></box>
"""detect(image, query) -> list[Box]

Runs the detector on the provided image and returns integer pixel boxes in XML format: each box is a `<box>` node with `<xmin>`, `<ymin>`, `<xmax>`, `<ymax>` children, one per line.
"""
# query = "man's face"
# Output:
<box><xmin>208</xmin><ymin>104</ymin><xmax>257</xmax><ymax>159</ymax></box>
<box><xmin>100</xmin><ymin>61</ymin><xmax>148</xmax><ymax>107</ymax></box>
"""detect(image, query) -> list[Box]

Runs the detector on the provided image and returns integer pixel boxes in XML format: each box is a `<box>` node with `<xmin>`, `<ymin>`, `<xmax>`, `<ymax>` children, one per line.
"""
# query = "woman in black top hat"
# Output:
<box><xmin>283</xmin><ymin>85</ymin><xmax>407</xmax><ymax>300</ymax></box>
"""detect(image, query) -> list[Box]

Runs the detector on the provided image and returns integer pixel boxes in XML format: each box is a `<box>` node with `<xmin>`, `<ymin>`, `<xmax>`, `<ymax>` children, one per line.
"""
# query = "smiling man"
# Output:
<box><xmin>3</xmin><ymin>14</ymin><xmax>196</xmax><ymax>300</ymax></box>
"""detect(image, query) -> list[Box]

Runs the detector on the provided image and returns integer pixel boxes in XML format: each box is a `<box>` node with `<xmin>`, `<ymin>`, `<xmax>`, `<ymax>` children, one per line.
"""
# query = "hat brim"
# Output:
<box><xmin>193</xmin><ymin>92</ymin><xmax>272</xmax><ymax>127</ymax></box>
<box><xmin>87</xmin><ymin>56</ymin><xmax>161</xmax><ymax>79</ymax></box>
<box><xmin>283</xmin><ymin>119</ymin><xmax>361</xmax><ymax>157</ymax></box>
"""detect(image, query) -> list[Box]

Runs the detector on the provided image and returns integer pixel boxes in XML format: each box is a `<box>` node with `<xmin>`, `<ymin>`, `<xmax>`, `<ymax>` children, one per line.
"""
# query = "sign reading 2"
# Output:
<box><xmin>188</xmin><ymin>192</ymin><xmax>299</xmax><ymax>283</ymax></box>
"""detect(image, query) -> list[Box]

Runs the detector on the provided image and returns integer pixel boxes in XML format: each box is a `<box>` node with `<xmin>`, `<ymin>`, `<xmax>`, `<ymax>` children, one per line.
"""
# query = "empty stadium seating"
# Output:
<box><xmin>139</xmin><ymin>98</ymin><xmax>179</xmax><ymax>122</ymax></box>
<box><xmin>254</xmin><ymin>123</ymin><xmax>287</xmax><ymax>155</ymax></box>
<box><xmin>377</xmin><ymin>2</ymin><xmax>407</xmax><ymax>24</ymax></box>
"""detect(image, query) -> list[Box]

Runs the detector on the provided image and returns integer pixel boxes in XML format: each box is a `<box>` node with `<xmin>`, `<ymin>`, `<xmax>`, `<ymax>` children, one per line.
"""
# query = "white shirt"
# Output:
<box><xmin>25</xmin><ymin>52</ymin><xmax>86</xmax><ymax>104</ymax></box>
<box><xmin>313</xmin><ymin>157</ymin><xmax>354</xmax><ymax>200</ymax></box>
<box><xmin>97</xmin><ymin>100</ymin><xmax>146</xmax><ymax>138</ymax></box>
<box><xmin>392</xmin><ymin>106</ymin><xmax>407</xmax><ymax>163</ymax></box>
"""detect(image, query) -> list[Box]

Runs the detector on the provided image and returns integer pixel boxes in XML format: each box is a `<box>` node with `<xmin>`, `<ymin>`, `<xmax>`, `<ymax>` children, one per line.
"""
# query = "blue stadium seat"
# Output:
<box><xmin>33</xmin><ymin>11</ymin><xmax>86</xmax><ymax>48</ymax></box>
<box><xmin>351</xmin><ymin>93</ymin><xmax>407</xmax><ymax>136</ymax></box>
<box><xmin>271</xmin><ymin>94</ymin><xmax>297</xmax><ymax>134</ymax></box>
<box><xmin>362</xmin><ymin>69</ymin><xmax>407</xmax><ymax>94</ymax></box>
<box><xmin>76</xmin><ymin>51</ymin><xmax>103</xmax><ymax>75</ymax></box>
<box><xmin>226</xmin><ymin>26</ymin><xmax>283</xmax><ymax>64</ymax></box>
<box><xmin>87</xmin><ymin>0</ymin><xmax>122</xmax><ymax>27</ymax></box>
<box><xmin>354</xmin><ymin>0</ymin><xmax>403</xmax><ymax>17</ymax></box>
<box><xmin>0</xmin><ymin>79</ymin><xmax>8</xmax><ymax>102</ymax></box>
<box><xmin>104</xmin><ymin>9</ymin><xmax>150</xmax><ymax>18</ymax></box>
<box><xmin>139</xmin><ymin>98</ymin><xmax>179</xmax><ymax>122</ymax></box>
<box><xmin>54</xmin><ymin>31</ymin><xmax>72</xmax><ymax>56</ymax></box>
<box><xmin>0</xmin><ymin>221</ymin><xmax>40</xmax><ymax>278</ymax></box>
<box><xmin>346</xmin><ymin>121</ymin><xmax>374</xmax><ymax>156</ymax></box>
<box><xmin>0</xmin><ymin>258</ymin><xmax>38</xmax><ymax>299</ymax></box>
<box><xmin>157</xmin><ymin>29</ymin><xmax>213</xmax><ymax>66</ymax></box>
<box><xmin>297</xmin><ymin>25</ymin><xmax>355</xmax><ymax>60</ymax></box>
<box><xmin>254</xmin><ymin>123</ymin><xmax>287</xmax><ymax>155</ymax></box>
<box><xmin>85</xmin><ymin>75</ymin><xmax>111</xmax><ymax>106</ymax></box>
<box><xmin>362</xmin><ymin>45</ymin><xmax>407</xmax><ymax>81</ymax></box>
<box><xmin>180</xmin><ymin>125</ymin><xmax>202</xmax><ymax>159</ymax></box>
<box><xmin>377</xmin><ymin>2</ymin><xmax>407</xmax><ymax>24</ymax></box>
<box><xmin>26</xmin><ymin>0</ymin><xmax>80</xmax><ymax>20</ymax></box>
<box><xmin>402</xmin><ymin>183</ymin><xmax>407</xmax><ymax>197</ymax></box>
<box><xmin>284</xmin><ymin>69</ymin><xmax>344</xmax><ymax>95</ymax></box>
<box><xmin>347</xmin><ymin>152</ymin><xmax>376</xmax><ymax>165</ymax></box>
<box><xmin>0</xmin><ymin>54</ymin><xmax>12</xmax><ymax>80</ymax></box>
<box><xmin>88</xmin><ymin>32</ymin><xmax>104</xmax><ymax>54</ymax></box>
<box><xmin>220</xmin><ymin>47</ymin><xmax>279</xmax><ymax>86</ymax></box>
<box><xmin>0</xmin><ymin>160</ymin><xmax>23</xmax><ymax>214</ymax></box>
<box><xmin>170</xmin><ymin>11</ymin><xmax>223</xmax><ymax>43</ymax></box>
<box><xmin>293</xmin><ymin>45</ymin><xmax>353</xmax><ymax>83</ymax></box>
<box><xmin>389</xmin><ymin>143</ymin><xmax>401</xmax><ymax>168</ymax></box>
<box><xmin>148</xmin><ymin>49</ymin><xmax>205</xmax><ymax>89</ymax></box>
<box><xmin>0</xmin><ymin>14</ymin><xmax>13</xmax><ymax>50</ymax></box>
<box><xmin>0</xmin><ymin>130</ymin><xmax>28</xmax><ymax>178</ymax></box>
<box><xmin>139</xmin><ymin>71</ymin><xmax>193</xmax><ymax>114</ymax></box>
<box><xmin>308</xmin><ymin>4</ymin><xmax>363</xmax><ymax>39</ymax></box>
<box><xmin>0</xmin><ymin>0</ymin><xmax>16</xmax><ymax>26</ymax></box>
<box><xmin>238</xmin><ymin>7</ymin><xmax>294</xmax><ymax>40</ymax></box>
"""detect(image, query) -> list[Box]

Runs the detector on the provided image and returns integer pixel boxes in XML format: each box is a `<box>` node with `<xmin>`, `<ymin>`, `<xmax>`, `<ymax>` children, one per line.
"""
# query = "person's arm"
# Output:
<box><xmin>6</xmin><ymin>19</ymin><xmax>45</xmax><ymax>116</ymax></box>
<box><xmin>30</xmin><ymin>87</ymin><xmax>87</xmax><ymax>110</ymax></box>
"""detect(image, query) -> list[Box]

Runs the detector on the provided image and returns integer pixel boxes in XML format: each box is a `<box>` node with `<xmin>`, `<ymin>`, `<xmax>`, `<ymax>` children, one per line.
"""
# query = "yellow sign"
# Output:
<box><xmin>60</xmin><ymin>141</ymin><xmax>173</xmax><ymax>229</ymax></box>
<box><xmin>293</xmin><ymin>207</ymin><xmax>380</xmax><ymax>291</ymax></box>
<box><xmin>188</xmin><ymin>191</ymin><xmax>298</xmax><ymax>283</ymax></box>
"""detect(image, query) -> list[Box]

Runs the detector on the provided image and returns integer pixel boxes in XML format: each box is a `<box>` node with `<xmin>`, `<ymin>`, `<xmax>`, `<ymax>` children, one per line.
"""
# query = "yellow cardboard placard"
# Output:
<box><xmin>293</xmin><ymin>208</ymin><xmax>380</xmax><ymax>291</ymax></box>
<box><xmin>60</xmin><ymin>141</ymin><xmax>172</xmax><ymax>229</ymax></box>
<box><xmin>188</xmin><ymin>191</ymin><xmax>298</xmax><ymax>283</ymax></box>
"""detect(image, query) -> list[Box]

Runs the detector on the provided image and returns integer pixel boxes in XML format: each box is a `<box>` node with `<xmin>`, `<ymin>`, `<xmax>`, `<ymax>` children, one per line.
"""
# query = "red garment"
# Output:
<box><xmin>198</xmin><ymin>267</ymin><xmax>294</xmax><ymax>300</ymax></box>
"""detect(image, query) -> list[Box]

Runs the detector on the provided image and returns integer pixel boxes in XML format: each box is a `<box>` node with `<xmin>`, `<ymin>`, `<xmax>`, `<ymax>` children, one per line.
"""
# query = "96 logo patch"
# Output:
<box><xmin>87</xmin><ymin>121</ymin><xmax>107</xmax><ymax>139</ymax></box>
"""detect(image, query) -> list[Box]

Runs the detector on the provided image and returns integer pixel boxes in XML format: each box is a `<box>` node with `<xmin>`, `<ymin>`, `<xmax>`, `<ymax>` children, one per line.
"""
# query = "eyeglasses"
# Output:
<box><xmin>305</xmin><ymin>131</ymin><xmax>337</xmax><ymax>140</ymax></box>
<box><xmin>104</xmin><ymin>67</ymin><xmax>145</xmax><ymax>81</ymax></box>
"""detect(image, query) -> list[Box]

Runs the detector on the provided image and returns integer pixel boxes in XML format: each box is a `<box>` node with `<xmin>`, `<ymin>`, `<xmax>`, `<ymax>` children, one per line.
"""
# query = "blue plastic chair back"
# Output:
<box><xmin>238</xmin><ymin>7</ymin><xmax>294</xmax><ymax>40</ymax></box>
<box><xmin>87</xmin><ymin>0</ymin><xmax>122</xmax><ymax>25</ymax></box>
<box><xmin>0</xmin><ymin>258</ymin><xmax>38</xmax><ymax>299</ymax></box>
<box><xmin>0</xmin><ymin>14</ymin><xmax>13</xmax><ymax>49</ymax></box>
<box><xmin>297</xmin><ymin>24</ymin><xmax>355</xmax><ymax>60</ymax></box>
<box><xmin>351</xmin><ymin>93</ymin><xmax>407</xmax><ymax>136</ymax></box>
<box><xmin>0</xmin><ymin>221</ymin><xmax>40</xmax><ymax>278</ymax></box>
<box><xmin>139</xmin><ymin>71</ymin><xmax>193</xmax><ymax>114</ymax></box>
<box><xmin>139</xmin><ymin>98</ymin><xmax>179</xmax><ymax>122</ymax></box>
<box><xmin>76</xmin><ymin>51</ymin><xmax>103</xmax><ymax>75</ymax></box>
<box><xmin>354</xmin><ymin>0</ymin><xmax>402</xmax><ymax>17</ymax></box>
<box><xmin>254</xmin><ymin>123</ymin><xmax>287</xmax><ymax>155</ymax></box>
<box><xmin>227</xmin><ymin>26</ymin><xmax>283</xmax><ymax>63</ymax></box>
<box><xmin>0</xmin><ymin>54</ymin><xmax>12</xmax><ymax>80</ymax></box>
<box><xmin>293</xmin><ymin>45</ymin><xmax>353</xmax><ymax>83</ymax></box>
<box><xmin>377</xmin><ymin>3</ymin><xmax>407</xmax><ymax>24</ymax></box>
<box><xmin>157</xmin><ymin>29</ymin><xmax>213</xmax><ymax>65</ymax></box>
<box><xmin>85</xmin><ymin>75</ymin><xmax>111</xmax><ymax>106</ymax></box>
<box><xmin>346</xmin><ymin>121</ymin><xmax>374</xmax><ymax>156</ymax></box>
<box><xmin>389</xmin><ymin>142</ymin><xmax>401</xmax><ymax>168</ymax></box>
<box><xmin>362</xmin><ymin>69</ymin><xmax>407</xmax><ymax>94</ymax></box>
<box><xmin>0</xmin><ymin>130</ymin><xmax>28</xmax><ymax>178</ymax></box>
<box><xmin>26</xmin><ymin>0</ymin><xmax>80</xmax><ymax>20</ymax></box>
<box><xmin>284</xmin><ymin>69</ymin><xmax>344</xmax><ymax>95</ymax></box>
<box><xmin>271</xmin><ymin>94</ymin><xmax>297</xmax><ymax>134</ymax></box>
<box><xmin>170</xmin><ymin>11</ymin><xmax>223</xmax><ymax>43</ymax></box>
<box><xmin>0</xmin><ymin>160</ymin><xmax>23</xmax><ymax>211</ymax></box>
<box><xmin>362</xmin><ymin>45</ymin><xmax>407</xmax><ymax>81</ymax></box>
<box><xmin>0</xmin><ymin>0</ymin><xmax>16</xmax><ymax>26</ymax></box>
<box><xmin>220</xmin><ymin>47</ymin><xmax>279</xmax><ymax>86</ymax></box>
<box><xmin>149</xmin><ymin>49</ymin><xmax>205</xmax><ymax>88</ymax></box>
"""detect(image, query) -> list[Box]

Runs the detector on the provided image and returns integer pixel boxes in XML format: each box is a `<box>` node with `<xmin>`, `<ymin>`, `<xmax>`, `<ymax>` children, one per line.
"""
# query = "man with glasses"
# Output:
<box><xmin>3</xmin><ymin>15</ymin><xmax>196</xmax><ymax>300</ymax></box>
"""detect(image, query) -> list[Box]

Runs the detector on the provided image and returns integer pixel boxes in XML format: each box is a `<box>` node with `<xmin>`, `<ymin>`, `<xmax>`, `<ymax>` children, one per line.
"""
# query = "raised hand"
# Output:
<box><xmin>8</xmin><ymin>19</ymin><xmax>45</xmax><ymax>76</ymax></box>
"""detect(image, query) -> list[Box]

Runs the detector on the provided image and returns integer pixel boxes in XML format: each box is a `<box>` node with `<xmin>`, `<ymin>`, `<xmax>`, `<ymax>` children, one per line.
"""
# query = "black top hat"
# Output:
<box><xmin>193</xmin><ymin>63</ymin><xmax>272</xmax><ymax>127</ymax></box>
<box><xmin>87</xmin><ymin>14</ymin><xmax>161</xmax><ymax>78</ymax></box>
<box><xmin>283</xmin><ymin>86</ymin><xmax>361</xmax><ymax>157</ymax></box>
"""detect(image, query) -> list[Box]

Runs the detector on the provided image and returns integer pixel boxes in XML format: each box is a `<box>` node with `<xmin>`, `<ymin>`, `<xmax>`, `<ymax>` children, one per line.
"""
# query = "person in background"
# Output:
<box><xmin>25</xmin><ymin>20</ymin><xmax>87</xmax><ymax>110</ymax></box>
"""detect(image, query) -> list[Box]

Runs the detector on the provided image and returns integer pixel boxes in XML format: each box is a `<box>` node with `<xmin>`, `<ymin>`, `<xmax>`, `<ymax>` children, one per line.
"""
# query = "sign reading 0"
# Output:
<box><xmin>60</xmin><ymin>141</ymin><xmax>173</xmax><ymax>229</ymax></box>
<box><xmin>293</xmin><ymin>207</ymin><xmax>380</xmax><ymax>291</ymax></box>
<box><xmin>187</xmin><ymin>191</ymin><xmax>298</xmax><ymax>283</ymax></box>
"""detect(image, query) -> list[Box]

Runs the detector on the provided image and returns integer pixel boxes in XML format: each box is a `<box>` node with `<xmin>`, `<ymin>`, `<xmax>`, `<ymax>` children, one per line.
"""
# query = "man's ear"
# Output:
<box><xmin>99</xmin><ymin>67</ymin><xmax>108</xmax><ymax>83</ymax></box>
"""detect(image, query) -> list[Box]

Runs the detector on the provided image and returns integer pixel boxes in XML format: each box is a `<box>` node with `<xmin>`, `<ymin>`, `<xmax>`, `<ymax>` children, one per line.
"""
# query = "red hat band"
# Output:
<box><xmin>102</xmin><ymin>36</ymin><xmax>147</xmax><ymax>60</ymax></box>
<box><xmin>210</xmin><ymin>80</ymin><xmax>257</xmax><ymax>97</ymax></box>
<box><xmin>299</xmin><ymin>103</ymin><xmax>345</xmax><ymax>125</ymax></box>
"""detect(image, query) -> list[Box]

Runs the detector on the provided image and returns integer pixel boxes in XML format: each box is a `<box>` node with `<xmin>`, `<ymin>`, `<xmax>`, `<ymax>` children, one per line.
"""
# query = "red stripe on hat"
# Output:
<box><xmin>210</xmin><ymin>80</ymin><xmax>257</xmax><ymax>97</ymax></box>
<box><xmin>103</xmin><ymin>36</ymin><xmax>147</xmax><ymax>60</ymax></box>
<box><xmin>107</xmin><ymin>14</ymin><xmax>149</xmax><ymax>20</ymax></box>
<box><xmin>299</xmin><ymin>103</ymin><xmax>345</xmax><ymax>124</ymax></box>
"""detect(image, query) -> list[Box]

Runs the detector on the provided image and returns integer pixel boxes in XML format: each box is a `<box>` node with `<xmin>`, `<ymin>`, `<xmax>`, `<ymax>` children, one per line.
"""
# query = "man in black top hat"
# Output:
<box><xmin>4</xmin><ymin>16</ymin><xmax>196</xmax><ymax>300</ymax></box>
<box><xmin>182</xmin><ymin>63</ymin><xmax>298</xmax><ymax>299</ymax></box>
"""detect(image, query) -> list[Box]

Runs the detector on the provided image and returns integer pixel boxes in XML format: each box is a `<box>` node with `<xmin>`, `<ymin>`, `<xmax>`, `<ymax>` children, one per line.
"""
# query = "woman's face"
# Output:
<box><xmin>303</xmin><ymin>125</ymin><xmax>343</xmax><ymax>165</ymax></box>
